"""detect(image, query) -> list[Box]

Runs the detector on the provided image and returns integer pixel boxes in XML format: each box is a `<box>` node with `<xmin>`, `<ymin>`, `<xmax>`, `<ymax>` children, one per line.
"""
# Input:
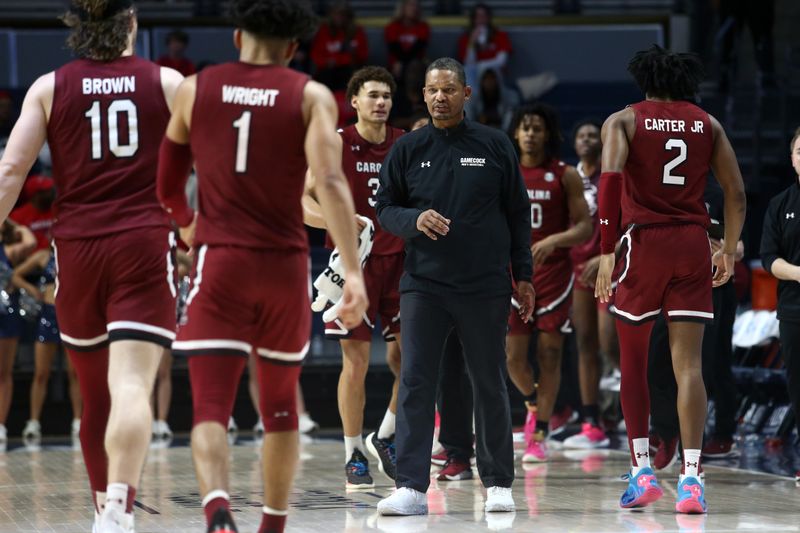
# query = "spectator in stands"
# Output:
<box><xmin>465</xmin><ymin>68</ymin><xmax>518</xmax><ymax>130</ymax></box>
<box><xmin>0</xmin><ymin>91</ymin><xmax>15</xmax><ymax>145</ymax></box>
<box><xmin>156</xmin><ymin>30</ymin><xmax>196</xmax><ymax>77</ymax></box>
<box><xmin>717</xmin><ymin>0</ymin><xmax>776</xmax><ymax>92</ymax></box>
<box><xmin>310</xmin><ymin>1</ymin><xmax>368</xmax><ymax>92</ymax></box>
<box><xmin>0</xmin><ymin>220</ymin><xmax>36</xmax><ymax>445</ymax></box>
<box><xmin>760</xmin><ymin>127</ymin><xmax>800</xmax><ymax>483</ymax></box>
<box><xmin>458</xmin><ymin>3</ymin><xmax>512</xmax><ymax>89</ymax></box>
<box><xmin>384</xmin><ymin>0</ymin><xmax>430</xmax><ymax>81</ymax></box>
<box><xmin>390</xmin><ymin>59</ymin><xmax>427</xmax><ymax>130</ymax></box>
<box><xmin>10</xmin><ymin>175</ymin><xmax>55</xmax><ymax>251</ymax></box>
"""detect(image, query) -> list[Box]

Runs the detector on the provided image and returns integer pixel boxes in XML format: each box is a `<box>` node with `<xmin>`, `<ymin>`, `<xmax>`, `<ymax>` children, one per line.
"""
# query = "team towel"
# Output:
<box><xmin>311</xmin><ymin>216</ymin><xmax>374</xmax><ymax>323</ymax></box>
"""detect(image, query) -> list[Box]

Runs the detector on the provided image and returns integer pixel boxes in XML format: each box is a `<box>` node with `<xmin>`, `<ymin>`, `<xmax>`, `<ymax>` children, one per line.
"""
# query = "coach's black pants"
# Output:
<box><xmin>649</xmin><ymin>282</ymin><xmax>738</xmax><ymax>440</ymax></box>
<box><xmin>436</xmin><ymin>331</ymin><xmax>475</xmax><ymax>462</ymax></box>
<box><xmin>780</xmin><ymin>319</ymin><xmax>800</xmax><ymax>436</ymax></box>
<box><xmin>395</xmin><ymin>291</ymin><xmax>514</xmax><ymax>492</ymax></box>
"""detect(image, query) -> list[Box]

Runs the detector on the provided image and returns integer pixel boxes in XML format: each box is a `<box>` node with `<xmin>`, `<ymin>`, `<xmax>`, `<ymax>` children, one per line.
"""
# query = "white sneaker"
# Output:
<box><xmin>97</xmin><ymin>508</ymin><xmax>134</xmax><ymax>533</ymax></box>
<box><xmin>22</xmin><ymin>419</ymin><xmax>41</xmax><ymax>439</ymax></box>
<box><xmin>0</xmin><ymin>424</ymin><xmax>6</xmax><ymax>442</ymax></box>
<box><xmin>253</xmin><ymin>418</ymin><xmax>265</xmax><ymax>436</ymax></box>
<box><xmin>484</xmin><ymin>486</ymin><xmax>515</xmax><ymax>513</ymax></box>
<box><xmin>71</xmin><ymin>418</ymin><xmax>81</xmax><ymax>438</ymax></box>
<box><xmin>227</xmin><ymin>417</ymin><xmax>238</xmax><ymax>434</ymax></box>
<box><xmin>298</xmin><ymin>413</ymin><xmax>319</xmax><ymax>434</ymax></box>
<box><xmin>152</xmin><ymin>420</ymin><xmax>173</xmax><ymax>439</ymax></box>
<box><xmin>377</xmin><ymin>487</ymin><xmax>428</xmax><ymax>516</ymax></box>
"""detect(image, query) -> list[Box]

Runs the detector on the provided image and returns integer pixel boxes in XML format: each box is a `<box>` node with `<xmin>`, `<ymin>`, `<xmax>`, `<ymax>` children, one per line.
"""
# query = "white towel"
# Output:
<box><xmin>311</xmin><ymin>216</ymin><xmax>374</xmax><ymax>323</ymax></box>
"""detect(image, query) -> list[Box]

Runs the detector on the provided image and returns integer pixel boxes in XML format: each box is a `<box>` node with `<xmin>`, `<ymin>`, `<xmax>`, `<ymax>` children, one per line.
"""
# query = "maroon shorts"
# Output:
<box><xmin>172</xmin><ymin>246</ymin><xmax>311</xmax><ymax>364</ymax></box>
<box><xmin>325</xmin><ymin>253</ymin><xmax>403</xmax><ymax>342</ymax></box>
<box><xmin>509</xmin><ymin>259</ymin><xmax>574</xmax><ymax>335</ymax></box>
<box><xmin>611</xmin><ymin>224</ymin><xmax>713</xmax><ymax>324</ymax></box>
<box><xmin>54</xmin><ymin>226</ymin><xmax>177</xmax><ymax>351</ymax></box>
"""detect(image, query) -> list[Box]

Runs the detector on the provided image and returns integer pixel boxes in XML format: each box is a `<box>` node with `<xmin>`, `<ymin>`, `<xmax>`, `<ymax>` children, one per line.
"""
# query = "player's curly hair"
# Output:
<box><xmin>346</xmin><ymin>66</ymin><xmax>397</xmax><ymax>102</ymax></box>
<box><xmin>571</xmin><ymin>117</ymin><xmax>602</xmax><ymax>142</ymax></box>
<box><xmin>229</xmin><ymin>0</ymin><xmax>319</xmax><ymax>42</ymax></box>
<box><xmin>62</xmin><ymin>0</ymin><xmax>135</xmax><ymax>62</ymax></box>
<box><xmin>508</xmin><ymin>103</ymin><xmax>563</xmax><ymax>160</ymax></box>
<box><xmin>627</xmin><ymin>44</ymin><xmax>705</xmax><ymax>101</ymax></box>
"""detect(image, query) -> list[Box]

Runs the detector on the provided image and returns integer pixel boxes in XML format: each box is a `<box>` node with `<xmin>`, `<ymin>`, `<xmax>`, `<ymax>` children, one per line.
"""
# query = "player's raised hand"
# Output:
<box><xmin>711</xmin><ymin>249</ymin><xmax>735</xmax><ymax>288</ymax></box>
<box><xmin>338</xmin><ymin>271</ymin><xmax>368</xmax><ymax>329</ymax></box>
<box><xmin>594</xmin><ymin>253</ymin><xmax>615</xmax><ymax>303</ymax></box>
<box><xmin>416</xmin><ymin>209</ymin><xmax>450</xmax><ymax>240</ymax></box>
<box><xmin>515</xmin><ymin>281</ymin><xmax>536</xmax><ymax>323</ymax></box>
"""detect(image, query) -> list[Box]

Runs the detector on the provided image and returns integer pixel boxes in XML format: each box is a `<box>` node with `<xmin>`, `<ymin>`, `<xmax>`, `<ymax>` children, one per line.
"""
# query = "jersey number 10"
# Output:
<box><xmin>84</xmin><ymin>99</ymin><xmax>139</xmax><ymax>160</ymax></box>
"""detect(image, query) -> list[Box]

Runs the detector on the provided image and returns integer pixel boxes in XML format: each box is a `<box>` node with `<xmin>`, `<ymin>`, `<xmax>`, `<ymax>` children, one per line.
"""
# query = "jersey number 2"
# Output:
<box><xmin>662</xmin><ymin>138</ymin><xmax>687</xmax><ymax>186</ymax></box>
<box><xmin>85</xmin><ymin>100</ymin><xmax>138</xmax><ymax>160</ymax></box>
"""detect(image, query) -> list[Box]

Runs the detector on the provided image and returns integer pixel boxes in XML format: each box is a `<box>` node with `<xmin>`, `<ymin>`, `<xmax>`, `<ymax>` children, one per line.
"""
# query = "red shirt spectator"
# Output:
<box><xmin>311</xmin><ymin>1</ymin><xmax>368</xmax><ymax>91</ymax></box>
<box><xmin>156</xmin><ymin>29</ymin><xmax>195</xmax><ymax>77</ymax></box>
<box><xmin>10</xmin><ymin>175</ymin><xmax>55</xmax><ymax>251</ymax></box>
<box><xmin>384</xmin><ymin>0</ymin><xmax>430</xmax><ymax>78</ymax></box>
<box><xmin>457</xmin><ymin>3</ymin><xmax>512</xmax><ymax>70</ymax></box>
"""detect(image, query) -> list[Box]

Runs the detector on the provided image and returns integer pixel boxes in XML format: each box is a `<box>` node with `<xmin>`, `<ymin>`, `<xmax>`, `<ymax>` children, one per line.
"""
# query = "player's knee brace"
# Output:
<box><xmin>189</xmin><ymin>355</ymin><xmax>247</xmax><ymax>427</ymax></box>
<box><xmin>257</xmin><ymin>358</ymin><xmax>302</xmax><ymax>433</ymax></box>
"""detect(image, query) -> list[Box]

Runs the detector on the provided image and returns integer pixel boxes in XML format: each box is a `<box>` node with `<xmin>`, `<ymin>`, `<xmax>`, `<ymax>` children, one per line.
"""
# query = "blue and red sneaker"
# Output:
<box><xmin>675</xmin><ymin>475</ymin><xmax>707</xmax><ymax>514</ymax></box>
<box><xmin>619</xmin><ymin>467</ymin><xmax>664</xmax><ymax>509</ymax></box>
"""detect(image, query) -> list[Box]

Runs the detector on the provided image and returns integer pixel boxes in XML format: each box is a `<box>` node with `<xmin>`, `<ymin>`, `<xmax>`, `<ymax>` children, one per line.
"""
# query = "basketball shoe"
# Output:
<box><xmin>345</xmin><ymin>449</ymin><xmax>374</xmax><ymax>489</ymax></box>
<box><xmin>207</xmin><ymin>507</ymin><xmax>238</xmax><ymax>532</ymax></box>
<box><xmin>437</xmin><ymin>458</ymin><xmax>472</xmax><ymax>481</ymax></box>
<box><xmin>619</xmin><ymin>467</ymin><xmax>663</xmax><ymax>509</ymax></box>
<box><xmin>675</xmin><ymin>475</ymin><xmax>707</xmax><ymax>514</ymax></box>
<box><xmin>523</xmin><ymin>430</ymin><xmax>548</xmax><ymax>462</ymax></box>
<box><xmin>562</xmin><ymin>423</ymin><xmax>609</xmax><ymax>449</ymax></box>
<box><xmin>366</xmin><ymin>431</ymin><xmax>396</xmax><ymax>480</ymax></box>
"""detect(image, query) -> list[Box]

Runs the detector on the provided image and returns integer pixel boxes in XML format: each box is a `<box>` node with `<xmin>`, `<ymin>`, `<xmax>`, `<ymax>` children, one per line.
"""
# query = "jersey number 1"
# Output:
<box><xmin>85</xmin><ymin>100</ymin><xmax>139</xmax><ymax>160</ymax></box>
<box><xmin>662</xmin><ymin>138</ymin><xmax>687</xmax><ymax>186</ymax></box>
<box><xmin>232</xmin><ymin>111</ymin><xmax>251</xmax><ymax>173</ymax></box>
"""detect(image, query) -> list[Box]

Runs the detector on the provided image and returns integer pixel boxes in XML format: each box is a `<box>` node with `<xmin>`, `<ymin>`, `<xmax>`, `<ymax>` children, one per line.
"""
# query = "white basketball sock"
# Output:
<box><xmin>344</xmin><ymin>435</ymin><xmax>364</xmax><ymax>462</ymax></box>
<box><xmin>377</xmin><ymin>409</ymin><xmax>396</xmax><ymax>440</ymax></box>
<box><xmin>683</xmin><ymin>449</ymin><xmax>701</xmax><ymax>478</ymax></box>
<box><xmin>631</xmin><ymin>438</ymin><xmax>651</xmax><ymax>475</ymax></box>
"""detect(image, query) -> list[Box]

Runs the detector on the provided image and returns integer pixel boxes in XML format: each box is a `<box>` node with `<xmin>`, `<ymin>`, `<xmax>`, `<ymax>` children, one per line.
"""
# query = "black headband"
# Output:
<box><xmin>71</xmin><ymin>0</ymin><xmax>133</xmax><ymax>21</ymax></box>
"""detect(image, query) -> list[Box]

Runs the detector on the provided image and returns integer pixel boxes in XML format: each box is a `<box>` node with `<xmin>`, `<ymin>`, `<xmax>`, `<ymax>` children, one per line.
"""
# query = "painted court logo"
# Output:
<box><xmin>460</xmin><ymin>157</ymin><xmax>486</xmax><ymax>167</ymax></box>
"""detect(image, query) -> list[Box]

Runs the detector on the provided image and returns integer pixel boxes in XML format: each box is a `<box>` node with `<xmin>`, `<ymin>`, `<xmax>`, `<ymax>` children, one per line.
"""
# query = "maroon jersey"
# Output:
<box><xmin>622</xmin><ymin>100</ymin><xmax>713</xmax><ymax>229</ymax></box>
<box><xmin>522</xmin><ymin>159</ymin><xmax>570</xmax><ymax>264</ymax></box>
<box><xmin>48</xmin><ymin>56</ymin><xmax>170</xmax><ymax>239</ymax></box>
<box><xmin>570</xmin><ymin>163</ymin><xmax>601</xmax><ymax>265</ymax></box>
<box><xmin>325</xmin><ymin>124</ymin><xmax>405</xmax><ymax>256</ymax></box>
<box><xmin>191</xmin><ymin>63</ymin><xmax>310</xmax><ymax>251</ymax></box>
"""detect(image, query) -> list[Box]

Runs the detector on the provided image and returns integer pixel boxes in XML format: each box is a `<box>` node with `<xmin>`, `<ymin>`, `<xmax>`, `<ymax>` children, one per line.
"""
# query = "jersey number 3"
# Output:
<box><xmin>662</xmin><ymin>138</ymin><xmax>687</xmax><ymax>186</ymax></box>
<box><xmin>85</xmin><ymin>99</ymin><xmax>139</xmax><ymax>160</ymax></box>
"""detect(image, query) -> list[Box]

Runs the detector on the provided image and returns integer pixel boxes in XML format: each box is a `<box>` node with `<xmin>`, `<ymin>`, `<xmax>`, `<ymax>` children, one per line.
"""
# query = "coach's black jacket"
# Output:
<box><xmin>376</xmin><ymin>118</ymin><xmax>532</xmax><ymax>296</ymax></box>
<box><xmin>761</xmin><ymin>180</ymin><xmax>800</xmax><ymax>321</ymax></box>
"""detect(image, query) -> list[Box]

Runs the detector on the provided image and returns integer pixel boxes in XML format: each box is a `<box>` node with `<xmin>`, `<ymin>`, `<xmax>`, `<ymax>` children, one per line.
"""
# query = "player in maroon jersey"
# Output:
<box><xmin>302</xmin><ymin>66</ymin><xmax>404</xmax><ymax>488</ymax></box>
<box><xmin>562</xmin><ymin>119</ymin><xmax>618</xmax><ymax>450</ymax></box>
<box><xmin>156</xmin><ymin>1</ymin><xmax>367</xmax><ymax>532</ymax></box>
<box><xmin>0</xmin><ymin>1</ymin><xmax>183</xmax><ymax>531</ymax></box>
<box><xmin>595</xmin><ymin>45</ymin><xmax>746</xmax><ymax>513</ymax></box>
<box><xmin>505</xmin><ymin>103</ymin><xmax>592</xmax><ymax>463</ymax></box>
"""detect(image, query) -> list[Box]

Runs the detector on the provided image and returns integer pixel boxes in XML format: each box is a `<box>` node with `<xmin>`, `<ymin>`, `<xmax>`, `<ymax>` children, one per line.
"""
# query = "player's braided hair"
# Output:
<box><xmin>627</xmin><ymin>44</ymin><xmax>705</xmax><ymax>101</ymax></box>
<box><xmin>346</xmin><ymin>66</ymin><xmax>397</xmax><ymax>102</ymax></box>
<box><xmin>229</xmin><ymin>0</ymin><xmax>319</xmax><ymax>42</ymax></box>
<box><xmin>508</xmin><ymin>103</ymin><xmax>563</xmax><ymax>161</ymax></box>
<box><xmin>62</xmin><ymin>0</ymin><xmax>134</xmax><ymax>62</ymax></box>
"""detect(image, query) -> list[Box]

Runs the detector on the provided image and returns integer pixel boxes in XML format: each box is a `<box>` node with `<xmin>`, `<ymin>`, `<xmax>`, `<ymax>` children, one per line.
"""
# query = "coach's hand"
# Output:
<box><xmin>416</xmin><ymin>209</ymin><xmax>450</xmax><ymax>240</ymax></box>
<box><xmin>338</xmin><ymin>271</ymin><xmax>368</xmax><ymax>329</ymax></box>
<box><xmin>711</xmin><ymin>249</ymin><xmax>735</xmax><ymax>288</ymax></box>
<box><xmin>515</xmin><ymin>281</ymin><xmax>535</xmax><ymax>323</ymax></box>
<box><xmin>594</xmin><ymin>253</ymin><xmax>615</xmax><ymax>303</ymax></box>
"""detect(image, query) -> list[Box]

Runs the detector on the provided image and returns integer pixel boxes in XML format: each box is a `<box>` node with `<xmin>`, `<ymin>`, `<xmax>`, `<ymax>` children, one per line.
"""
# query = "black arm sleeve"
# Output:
<box><xmin>760</xmin><ymin>196</ymin><xmax>782</xmax><ymax>273</ymax></box>
<box><xmin>499</xmin><ymin>136</ymin><xmax>533</xmax><ymax>281</ymax></box>
<box><xmin>376</xmin><ymin>143</ymin><xmax>423</xmax><ymax>239</ymax></box>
